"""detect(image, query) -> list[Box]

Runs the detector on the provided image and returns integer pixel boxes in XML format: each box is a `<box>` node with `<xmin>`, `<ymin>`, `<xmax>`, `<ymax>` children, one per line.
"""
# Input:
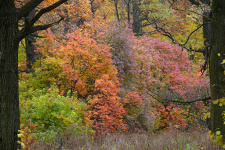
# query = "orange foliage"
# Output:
<box><xmin>86</xmin><ymin>74</ymin><xmax>127</xmax><ymax>135</ymax></box>
<box><xmin>35</xmin><ymin>29</ymin><xmax>116</xmax><ymax>96</ymax></box>
<box><xmin>34</xmin><ymin>29</ymin><xmax>127</xmax><ymax>135</ymax></box>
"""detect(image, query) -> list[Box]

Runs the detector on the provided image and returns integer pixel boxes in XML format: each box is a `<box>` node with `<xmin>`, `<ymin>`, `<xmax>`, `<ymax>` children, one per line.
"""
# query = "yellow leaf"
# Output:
<box><xmin>218</xmin><ymin>53</ymin><xmax>221</xmax><ymax>56</ymax></box>
<box><xmin>221</xmin><ymin>59</ymin><xmax>225</xmax><ymax>64</ymax></box>
<box><xmin>21</xmin><ymin>143</ymin><xmax>25</xmax><ymax>149</ymax></box>
<box><xmin>213</xmin><ymin>100</ymin><xmax>219</xmax><ymax>104</ymax></box>
<box><xmin>17</xmin><ymin>134</ymin><xmax>22</xmax><ymax>138</ymax></box>
<box><xmin>222</xmin><ymin>144</ymin><xmax>225</xmax><ymax>149</ymax></box>
<box><xmin>219</xmin><ymin>103</ymin><xmax>223</xmax><ymax>106</ymax></box>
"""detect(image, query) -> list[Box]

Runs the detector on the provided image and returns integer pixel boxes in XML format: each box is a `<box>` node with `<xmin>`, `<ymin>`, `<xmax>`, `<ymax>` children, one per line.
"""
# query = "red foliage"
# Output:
<box><xmin>123</xmin><ymin>91</ymin><xmax>143</xmax><ymax>114</ymax></box>
<box><xmin>86</xmin><ymin>74</ymin><xmax>127</xmax><ymax>135</ymax></box>
<box><xmin>135</xmin><ymin>36</ymin><xmax>208</xmax><ymax>99</ymax></box>
<box><xmin>134</xmin><ymin>36</ymin><xmax>209</xmax><ymax>129</ymax></box>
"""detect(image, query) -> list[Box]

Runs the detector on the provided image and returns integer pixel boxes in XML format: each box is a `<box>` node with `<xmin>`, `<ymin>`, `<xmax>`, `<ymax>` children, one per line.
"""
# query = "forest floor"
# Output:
<box><xmin>31</xmin><ymin>129</ymin><xmax>220</xmax><ymax>150</ymax></box>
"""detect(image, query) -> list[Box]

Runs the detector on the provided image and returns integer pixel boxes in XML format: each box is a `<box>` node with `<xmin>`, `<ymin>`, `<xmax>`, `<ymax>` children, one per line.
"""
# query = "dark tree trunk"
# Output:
<box><xmin>202</xmin><ymin>0</ymin><xmax>212</xmax><ymax>74</ymax></box>
<box><xmin>132</xmin><ymin>0</ymin><xmax>142</xmax><ymax>35</ymax></box>
<box><xmin>210</xmin><ymin>0</ymin><xmax>225</xmax><ymax>140</ymax></box>
<box><xmin>114</xmin><ymin>0</ymin><xmax>120</xmax><ymax>22</ymax></box>
<box><xmin>126</xmin><ymin>0</ymin><xmax>131</xmax><ymax>24</ymax></box>
<box><xmin>0</xmin><ymin>0</ymin><xmax>68</xmax><ymax>149</ymax></box>
<box><xmin>203</xmin><ymin>0</ymin><xmax>212</xmax><ymax>46</ymax></box>
<box><xmin>0</xmin><ymin>0</ymin><xmax>20</xmax><ymax>149</ymax></box>
<box><xmin>25</xmin><ymin>9</ymin><xmax>37</xmax><ymax>71</ymax></box>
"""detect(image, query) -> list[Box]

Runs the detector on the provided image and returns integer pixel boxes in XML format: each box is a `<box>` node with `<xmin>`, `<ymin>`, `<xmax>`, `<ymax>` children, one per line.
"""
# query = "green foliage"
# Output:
<box><xmin>20</xmin><ymin>84</ymin><xmax>90</xmax><ymax>133</ymax></box>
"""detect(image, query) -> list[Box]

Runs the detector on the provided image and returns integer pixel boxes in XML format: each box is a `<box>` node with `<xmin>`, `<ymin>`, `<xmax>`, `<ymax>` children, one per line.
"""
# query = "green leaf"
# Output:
<box><xmin>216</xmin><ymin>131</ymin><xmax>221</xmax><ymax>135</ymax></box>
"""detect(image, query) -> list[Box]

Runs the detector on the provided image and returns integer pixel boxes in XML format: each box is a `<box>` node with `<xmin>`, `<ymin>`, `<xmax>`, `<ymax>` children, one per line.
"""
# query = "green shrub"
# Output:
<box><xmin>20</xmin><ymin>84</ymin><xmax>90</xmax><ymax>134</ymax></box>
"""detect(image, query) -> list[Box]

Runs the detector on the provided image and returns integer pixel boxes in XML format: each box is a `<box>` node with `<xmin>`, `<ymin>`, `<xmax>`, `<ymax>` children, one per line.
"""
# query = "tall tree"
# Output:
<box><xmin>0</xmin><ymin>0</ymin><xmax>68</xmax><ymax>149</ymax></box>
<box><xmin>0</xmin><ymin>1</ymin><xmax>20</xmax><ymax>149</ymax></box>
<box><xmin>210</xmin><ymin>0</ymin><xmax>225</xmax><ymax>140</ymax></box>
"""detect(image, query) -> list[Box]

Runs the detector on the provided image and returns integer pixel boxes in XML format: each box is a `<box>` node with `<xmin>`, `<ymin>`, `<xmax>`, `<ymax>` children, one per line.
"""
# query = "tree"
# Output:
<box><xmin>210</xmin><ymin>0</ymin><xmax>225</xmax><ymax>141</ymax></box>
<box><xmin>0</xmin><ymin>0</ymin><xmax>68</xmax><ymax>148</ymax></box>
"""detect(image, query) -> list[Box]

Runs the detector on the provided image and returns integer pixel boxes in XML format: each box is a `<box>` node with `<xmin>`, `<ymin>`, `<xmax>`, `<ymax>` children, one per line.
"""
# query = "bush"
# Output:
<box><xmin>20</xmin><ymin>84</ymin><xmax>93</xmax><ymax>147</ymax></box>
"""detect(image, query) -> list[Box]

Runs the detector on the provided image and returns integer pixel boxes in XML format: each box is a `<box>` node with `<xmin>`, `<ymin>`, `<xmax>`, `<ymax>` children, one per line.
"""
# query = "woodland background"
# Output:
<box><xmin>2</xmin><ymin>0</ymin><xmax>223</xmax><ymax>149</ymax></box>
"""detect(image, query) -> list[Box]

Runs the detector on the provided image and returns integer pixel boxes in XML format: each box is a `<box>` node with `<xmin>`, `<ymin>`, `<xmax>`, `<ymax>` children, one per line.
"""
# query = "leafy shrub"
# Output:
<box><xmin>86</xmin><ymin>74</ymin><xmax>127</xmax><ymax>135</ymax></box>
<box><xmin>20</xmin><ymin>84</ymin><xmax>92</xmax><ymax>143</ymax></box>
<box><xmin>122</xmin><ymin>91</ymin><xmax>146</xmax><ymax>131</ymax></box>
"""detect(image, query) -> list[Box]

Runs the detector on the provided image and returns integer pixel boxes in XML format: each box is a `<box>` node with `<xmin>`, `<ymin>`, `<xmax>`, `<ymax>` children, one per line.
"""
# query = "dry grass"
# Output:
<box><xmin>30</xmin><ymin>128</ymin><xmax>221</xmax><ymax>150</ymax></box>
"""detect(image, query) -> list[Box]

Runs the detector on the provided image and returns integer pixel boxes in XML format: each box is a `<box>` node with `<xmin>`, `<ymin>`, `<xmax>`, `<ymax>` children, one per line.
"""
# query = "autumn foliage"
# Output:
<box><xmin>17</xmin><ymin>0</ymin><xmax>211</xmax><ymax>148</ymax></box>
<box><xmin>86</xmin><ymin>74</ymin><xmax>126</xmax><ymax>135</ymax></box>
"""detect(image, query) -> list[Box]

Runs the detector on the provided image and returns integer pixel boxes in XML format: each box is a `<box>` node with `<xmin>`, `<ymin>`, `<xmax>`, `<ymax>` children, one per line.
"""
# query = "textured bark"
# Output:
<box><xmin>202</xmin><ymin>0</ymin><xmax>212</xmax><ymax>73</ymax></box>
<box><xmin>0</xmin><ymin>1</ymin><xmax>20</xmax><ymax>149</ymax></box>
<box><xmin>0</xmin><ymin>0</ymin><xmax>68</xmax><ymax>148</ymax></box>
<box><xmin>132</xmin><ymin>0</ymin><xmax>142</xmax><ymax>34</ymax></box>
<box><xmin>25</xmin><ymin>9</ymin><xmax>37</xmax><ymax>71</ymax></box>
<box><xmin>210</xmin><ymin>0</ymin><xmax>225</xmax><ymax>139</ymax></box>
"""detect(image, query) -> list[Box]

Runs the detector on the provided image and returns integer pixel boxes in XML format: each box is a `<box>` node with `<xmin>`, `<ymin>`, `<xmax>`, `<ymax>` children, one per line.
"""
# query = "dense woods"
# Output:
<box><xmin>0</xmin><ymin>0</ymin><xmax>225</xmax><ymax>149</ymax></box>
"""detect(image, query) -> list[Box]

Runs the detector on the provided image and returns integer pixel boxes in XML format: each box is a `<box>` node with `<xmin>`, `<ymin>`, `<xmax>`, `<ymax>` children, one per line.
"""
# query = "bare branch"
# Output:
<box><xmin>172</xmin><ymin>7</ymin><xmax>211</xmax><ymax>20</ymax></box>
<box><xmin>149</xmin><ymin>19</ymin><xmax>205</xmax><ymax>54</ymax></box>
<box><xmin>151</xmin><ymin>92</ymin><xmax>211</xmax><ymax>104</ymax></box>
<box><xmin>17</xmin><ymin>0</ymin><xmax>44</xmax><ymax>20</ymax></box>
<box><xmin>183</xmin><ymin>23</ymin><xmax>204</xmax><ymax>46</ymax></box>
<box><xmin>18</xmin><ymin>0</ymin><xmax>68</xmax><ymax>41</ymax></box>
<box><xmin>21</xmin><ymin>0</ymin><xmax>68</xmax><ymax>35</ymax></box>
<box><xmin>18</xmin><ymin>17</ymin><xmax>64</xmax><ymax>41</ymax></box>
<box><xmin>145</xmin><ymin>79</ymin><xmax>211</xmax><ymax>105</ymax></box>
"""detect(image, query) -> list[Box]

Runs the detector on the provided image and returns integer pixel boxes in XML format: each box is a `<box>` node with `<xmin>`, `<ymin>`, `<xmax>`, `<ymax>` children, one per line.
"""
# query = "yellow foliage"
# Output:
<box><xmin>213</xmin><ymin>99</ymin><xmax>219</xmax><ymax>105</ymax></box>
<box><xmin>209</xmin><ymin>131</ymin><xmax>214</xmax><ymax>139</ymax></box>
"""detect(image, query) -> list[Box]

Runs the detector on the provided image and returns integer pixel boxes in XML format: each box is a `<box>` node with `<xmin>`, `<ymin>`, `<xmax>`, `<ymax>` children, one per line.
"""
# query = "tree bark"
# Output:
<box><xmin>0</xmin><ymin>0</ymin><xmax>68</xmax><ymax>148</ymax></box>
<box><xmin>210</xmin><ymin>0</ymin><xmax>225</xmax><ymax>140</ymax></box>
<box><xmin>203</xmin><ymin>0</ymin><xmax>212</xmax><ymax>45</ymax></box>
<box><xmin>25</xmin><ymin>9</ymin><xmax>37</xmax><ymax>71</ymax></box>
<box><xmin>126</xmin><ymin>0</ymin><xmax>131</xmax><ymax>24</ymax></box>
<box><xmin>0</xmin><ymin>0</ymin><xmax>20</xmax><ymax>149</ymax></box>
<box><xmin>202</xmin><ymin>0</ymin><xmax>212</xmax><ymax>74</ymax></box>
<box><xmin>132</xmin><ymin>0</ymin><xmax>142</xmax><ymax>35</ymax></box>
<box><xmin>114</xmin><ymin>0</ymin><xmax>120</xmax><ymax>22</ymax></box>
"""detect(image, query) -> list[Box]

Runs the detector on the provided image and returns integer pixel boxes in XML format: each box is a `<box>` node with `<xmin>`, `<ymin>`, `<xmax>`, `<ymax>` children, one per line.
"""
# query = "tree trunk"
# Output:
<box><xmin>202</xmin><ymin>0</ymin><xmax>212</xmax><ymax>76</ymax></box>
<box><xmin>126</xmin><ymin>0</ymin><xmax>131</xmax><ymax>24</ymax></box>
<box><xmin>25</xmin><ymin>9</ymin><xmax>37</xmax><ymax>71</ymax></box>
<box><xmin>0</xmin><ymin>1</ymin><xmax>20</xmax><ymax>149</ymax></box>
<box><xmin>114</xmin><ymin>0</ymin><xmax>120</xmax><ymax>22</ymax></box>
<box><xmin>0</xmin><ymin>0</ymin><xmax>68</xmax><ymax>148</ymax></box>
<box><xmin>203</xmin><ymin>0</ymin><xmax>212</xmax><ymax>46</ymax></box>
<box><xmin>210</xmin><ymin>0</ymin><xmax>225</xmax><ymax>140</ymax></box>
<box><xmin>132</xmin><ymin>0</ymin><xmax>142</xmax><ymax>35</ymax></box>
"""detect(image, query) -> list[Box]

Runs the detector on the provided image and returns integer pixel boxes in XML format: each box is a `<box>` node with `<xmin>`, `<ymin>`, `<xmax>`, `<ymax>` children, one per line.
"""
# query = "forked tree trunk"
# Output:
<box><xmin>0</xmin><ymin>1</ymin><xmax>20</xmax><ymax>149</ymax></box>
<box><xmin>210</xmin><ymin>0</ymin><xmax>225</xmax><ymax>140</ymax></box>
